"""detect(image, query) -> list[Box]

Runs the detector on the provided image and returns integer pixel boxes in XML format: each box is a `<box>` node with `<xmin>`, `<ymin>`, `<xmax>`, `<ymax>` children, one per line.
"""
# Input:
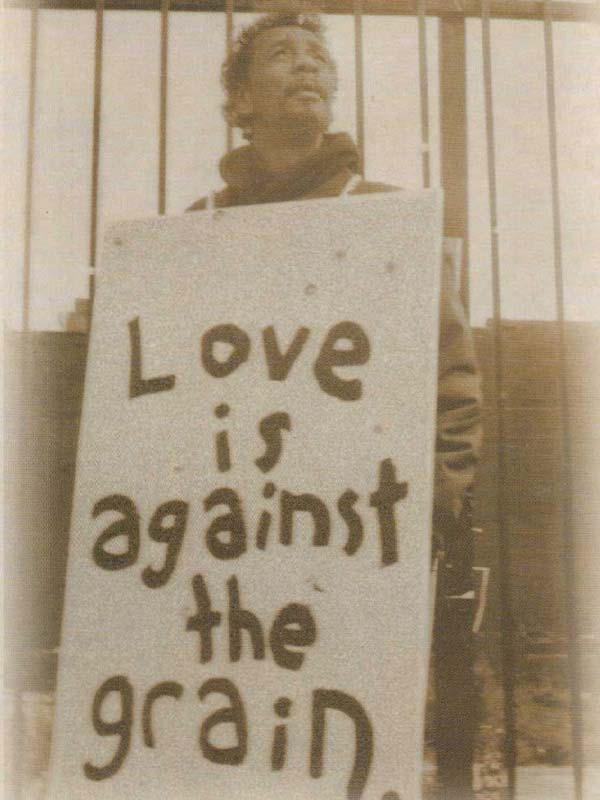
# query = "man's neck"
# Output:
<box><xmin>250</xmin><ymin>127</ymin><xmax>324</xmax><ymax>175</ymax></box>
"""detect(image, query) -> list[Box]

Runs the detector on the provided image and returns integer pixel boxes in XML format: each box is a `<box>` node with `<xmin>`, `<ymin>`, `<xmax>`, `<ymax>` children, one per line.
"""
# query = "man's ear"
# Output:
<box><xmin>233</xmin><ymin>86</ymin><xmax>252</xmax><ymax>119</ymax></box>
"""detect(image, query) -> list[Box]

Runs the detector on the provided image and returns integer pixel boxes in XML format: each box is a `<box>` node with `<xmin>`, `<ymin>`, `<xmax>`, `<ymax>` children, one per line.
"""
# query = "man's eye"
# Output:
<box><xmin>310</xmin><ymin>49</ymin><xmax>330</xmax><ymax>64</ymax></box>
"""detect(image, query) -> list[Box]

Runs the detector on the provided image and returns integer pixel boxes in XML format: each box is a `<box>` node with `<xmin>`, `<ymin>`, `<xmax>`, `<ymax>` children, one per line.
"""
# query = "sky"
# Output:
<box><xmin>2</xmin><ymin>8</ymin><xmax>599</xmax><ymax>329</ymax></box>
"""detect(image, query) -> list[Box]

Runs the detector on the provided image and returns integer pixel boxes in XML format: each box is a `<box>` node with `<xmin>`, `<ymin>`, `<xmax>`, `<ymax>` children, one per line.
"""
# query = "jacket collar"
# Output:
<box><xmin>218</xmin><ymin>132</ymin><xmax>360</xmax><ymax>206</ymax></box>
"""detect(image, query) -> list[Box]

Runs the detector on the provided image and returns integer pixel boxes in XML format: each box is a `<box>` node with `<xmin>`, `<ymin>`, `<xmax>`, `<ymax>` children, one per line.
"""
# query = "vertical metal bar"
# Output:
<box><xmin>22</xmin><ymin>1</ymin><xmax>39</xmax><ymax>333</ymax></box>
<box><xmin>417</xmin><ymin>0</ymin><xmax>431</xmax><ymax>188</ymax></box>
<box><xmin>481</xmin><ymin>3</ymin><xmax>517</xmax><ymax>796</ymax></box>
<box><xmin>158</xmin><ymin>0</ymin><xmax>170</xmax><ymax>215</ymax></box>
<box><xmin>543</xmin><ymin>5</ymin><xmax>584</xmax><ymax>799</ymax></box>
<box><xmin>12</xmin><ymin>692</ymin><xmax>25</xmax><ymax>799</ymax></box>
<box><xmin>353</xmin><ymin>0</ymin><xmax>365</xmax><ymax>176</ymax></box>
<box><xmin>226</xmin><ymin>0</ymin><xmax>234</xmax><ymax>153</ymax></box>
<box><xmin>89</xmin><ymin>0</ymin><xmax>105</xmax><ymax>306</ymax></box>
<box><xmin>439</xmin><ymin>16</ymin><xmax>469</xmax><ymax>314</ymax></box>
<box><xmin>436</xmin><ymin>20</ymin><xmax>477</xmax><ymax>799</ymax></box>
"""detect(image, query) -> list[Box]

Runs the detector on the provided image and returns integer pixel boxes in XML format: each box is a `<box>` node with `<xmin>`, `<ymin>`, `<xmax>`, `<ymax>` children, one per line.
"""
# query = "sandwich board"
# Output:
<box><xmin>48</xmin><ymin>190</ymin><xmax>442</xmax><ymax>800</ymax></box>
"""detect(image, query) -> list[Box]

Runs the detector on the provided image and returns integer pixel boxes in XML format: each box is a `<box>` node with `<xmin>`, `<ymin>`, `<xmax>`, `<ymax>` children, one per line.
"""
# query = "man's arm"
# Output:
<box><xmin>433</xmin><ymin>248</ymin><xmax>483</xmax><ymax>538</ymax></box>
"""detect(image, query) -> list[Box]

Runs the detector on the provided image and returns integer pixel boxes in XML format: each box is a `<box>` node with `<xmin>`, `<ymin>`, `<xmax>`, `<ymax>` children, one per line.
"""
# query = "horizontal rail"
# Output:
<box><xmin>5</xmin><ymin>0</ymin><xmax>600</xmax><ymax>22</ymax></box>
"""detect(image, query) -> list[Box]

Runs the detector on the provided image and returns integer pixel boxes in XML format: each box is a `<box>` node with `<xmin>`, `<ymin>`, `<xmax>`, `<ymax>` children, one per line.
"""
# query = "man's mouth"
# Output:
<box><xmin>287</xmin><ymin>85</ymin><xmax>324</xmax><ymax>100</ymax></box>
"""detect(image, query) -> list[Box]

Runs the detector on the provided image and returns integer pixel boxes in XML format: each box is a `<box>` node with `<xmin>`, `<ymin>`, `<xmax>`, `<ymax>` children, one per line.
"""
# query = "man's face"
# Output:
<box><xmin>237</xmin><ymin>26</ymin><xmax>337</xmax><ymax>137</ymax></box>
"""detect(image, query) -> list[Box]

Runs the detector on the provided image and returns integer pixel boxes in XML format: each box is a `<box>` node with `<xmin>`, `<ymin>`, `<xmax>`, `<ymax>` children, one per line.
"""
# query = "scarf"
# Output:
<box><xmin>218</xmin><ymin>132</ymin><xmax>360</xmax><ymax>206</ymax></box>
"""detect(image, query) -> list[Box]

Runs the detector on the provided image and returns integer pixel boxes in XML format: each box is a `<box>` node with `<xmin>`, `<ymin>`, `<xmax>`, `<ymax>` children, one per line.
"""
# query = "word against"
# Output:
<box><xmin>90</xmin><ymin>456</ymin><xmax>408</xmax><ymax>582</ymax></box>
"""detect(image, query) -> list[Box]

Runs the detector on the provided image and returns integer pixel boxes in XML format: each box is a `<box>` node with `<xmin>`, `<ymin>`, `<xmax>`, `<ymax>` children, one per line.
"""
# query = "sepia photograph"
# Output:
<box><xmin>2</xmin><ymin>1</ymin><xmax>599</xmax><ymax>798</ymax></box>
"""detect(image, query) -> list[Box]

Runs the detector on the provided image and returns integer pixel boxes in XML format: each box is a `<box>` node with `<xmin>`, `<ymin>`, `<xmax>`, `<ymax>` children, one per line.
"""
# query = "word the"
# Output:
<box><xmin>186</xmin><ymin>574</ymin><xmax>317</xmax><ymax>670</ymax></box>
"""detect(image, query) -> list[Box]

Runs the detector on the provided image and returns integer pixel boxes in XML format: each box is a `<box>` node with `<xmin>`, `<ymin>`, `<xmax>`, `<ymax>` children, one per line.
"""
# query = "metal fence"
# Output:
<box><xmin>5</xmin><ymin>1</ymin><xmax>600</xmax><ymax>798</ymax></box>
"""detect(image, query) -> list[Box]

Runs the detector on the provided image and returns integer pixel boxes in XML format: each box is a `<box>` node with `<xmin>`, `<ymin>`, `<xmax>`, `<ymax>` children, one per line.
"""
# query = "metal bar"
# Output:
<box><xmin>22</xmin><ymin>1</ymin><xmax>39</xmax><ymax>332</ymax></box>
<box><xmin>226</xmin><ymin>0</ymin><xmax>234</xmax><ymax>153</ymax></box>
<box><xmin>354</xmin><ymin>0</ymin><xmax>365</xmax><ymax>175</ymax></box>
<box><xmin>417</xmin><ymin>0</ymin><xmax>430</xmax><ymax>188</ymax></box>
<box><xmin>89</xmin><ymin>0</ymin><xmax>104</xmax><ymax>309</ymax></box>
<box><xmin>12</xmin><ymin>692</ymin><xmax>25</xmax><ymax>799</ymax></box>
<box><xmin>436</xmin><ymin>19</ymin><xmax>476</xmax><ymax>795</ymax></box>
<box><xmin>8</xmin><ymin>0</ymin><xmax>600</xmax><ymax>23</ymax></box>
<box><xmin>481</xmin><ymin>2</ymin><xmax>517</xmax><ymax>796</ymax></box>
<box><xmin>158</xmin><ymin>0</ymin><xmax>169</xmax><ymax>214</ymax></box>
<box><xmin>439</xmin><ymin>16</ymin><xmax>469</xmax><ymax>313</ymax></box>
<box><xmin>543</xmin><ymin>4</ymin><xmax>585</xmax><ymax>798</ymax></box>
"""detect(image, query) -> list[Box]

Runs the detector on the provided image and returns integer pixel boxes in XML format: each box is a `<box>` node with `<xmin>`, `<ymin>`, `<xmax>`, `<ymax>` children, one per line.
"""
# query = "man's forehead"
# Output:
<box><xmin>253</xmin><ymin>25</ymin><xmax>329</xmax><ymax>53</ymax></box>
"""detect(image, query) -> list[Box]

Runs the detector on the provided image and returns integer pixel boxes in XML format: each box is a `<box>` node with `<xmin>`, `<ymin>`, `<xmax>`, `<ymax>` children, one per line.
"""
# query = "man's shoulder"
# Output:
<box><xmin>350</xmin><ymin>179</ymin><xmax>400</xmax><ymax>196</ymax></box>
<box><xmin>186</xmin><ymin>188</ymin><xmax>231</xmax><ymax>212</ymax></box>
<box><xmin>185</xmin><ymin>177</ymin><xmax>401</xmax><ymax>212</ymax></box>
<box><xmin>186</xmin><ymin>197</ymin><xmax>208</xmax><ymax>212</ymax></box>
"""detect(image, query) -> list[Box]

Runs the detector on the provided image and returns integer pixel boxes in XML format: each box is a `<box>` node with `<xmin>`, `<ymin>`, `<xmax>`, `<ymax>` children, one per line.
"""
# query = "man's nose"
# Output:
<box><xmin>293</xmin><ymin>50</ymin><xmax>319</xmax><ymax>72</ymax></box>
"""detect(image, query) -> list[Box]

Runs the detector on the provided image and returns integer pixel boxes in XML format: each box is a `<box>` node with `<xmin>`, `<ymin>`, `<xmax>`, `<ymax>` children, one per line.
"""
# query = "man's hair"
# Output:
<box><xmin>221</xmin><ymin>12</ymin><xmax>336</xmax><ymax>135</ymax></box>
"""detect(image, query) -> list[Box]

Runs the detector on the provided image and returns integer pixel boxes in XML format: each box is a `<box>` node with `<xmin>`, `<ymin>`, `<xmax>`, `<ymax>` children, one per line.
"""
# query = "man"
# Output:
<box><xmin>189</xmin><ymin>13</ymin><xmax>482</xmax><ymax>798</ymax></box>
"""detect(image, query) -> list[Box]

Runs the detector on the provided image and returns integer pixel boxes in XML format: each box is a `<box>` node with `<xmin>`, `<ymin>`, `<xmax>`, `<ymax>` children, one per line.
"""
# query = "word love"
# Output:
<box><xmin>129</xmin><ymin>317</ymin><xmax>371</xmax><ymax>403</ymax></box>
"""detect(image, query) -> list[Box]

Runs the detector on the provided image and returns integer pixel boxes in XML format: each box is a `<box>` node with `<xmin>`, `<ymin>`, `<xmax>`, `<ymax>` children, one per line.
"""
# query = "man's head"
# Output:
<box><xmin>222</xmin><ymin>14</ymin><xmax>338</xmax><ymax>142</ymax></box>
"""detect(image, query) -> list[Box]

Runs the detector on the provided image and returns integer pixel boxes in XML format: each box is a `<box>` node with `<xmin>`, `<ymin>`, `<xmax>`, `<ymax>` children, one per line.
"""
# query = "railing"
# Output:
<box><xmin>4</xmin><ymin>1</ymin><xmax>599</xmax><ymax>797</ymax></box>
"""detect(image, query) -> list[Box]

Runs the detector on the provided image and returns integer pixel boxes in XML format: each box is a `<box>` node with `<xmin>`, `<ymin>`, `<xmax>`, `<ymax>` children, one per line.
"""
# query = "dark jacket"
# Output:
<box><xmin>188</xmin><ymin>133</ymin><xmax>482</xmax><ymax>541</ymax></box>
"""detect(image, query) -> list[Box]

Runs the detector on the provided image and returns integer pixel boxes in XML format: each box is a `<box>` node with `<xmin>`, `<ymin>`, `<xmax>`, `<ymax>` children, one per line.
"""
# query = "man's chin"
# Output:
<box><xmin>277</xmin><ymin>111</ymin><xmax>330</xmax><ymax>142</ymax></box>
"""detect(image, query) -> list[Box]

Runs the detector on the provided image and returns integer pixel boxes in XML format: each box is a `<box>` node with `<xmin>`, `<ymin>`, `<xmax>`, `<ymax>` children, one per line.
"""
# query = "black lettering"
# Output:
<box><xmin>262</xmin><ymin>326</ymin><xmax>310</xmax><ymax>380</ymax></box>
<box><xmin>83</xmin><ymin>675</ymin><xmax>133</xmax><ymax>781</ymax></box>
<box><xmin>255</xmin><ymin>412</ymin><xmax>291</xmax><ymax>473</ymax></box>
<box><xmin>271</xmin><ymin>697</ymin><xmax>292</xmax><ymax>771</ymax></box>
<box><xmin>310</xmin><ymin>689</ymin><xmax>373</xmax><ymax>800</ymax></box>
<box><xmin>228</xmin><ymin>576</ymin><xmax>265</xmax><ymax>662</ymax></box>
<box><xmin>201</xmin><ymin>324</ymin><xmax>250</xmax><ymax>378</ymax></box>
<box><xmin>313</xmin><ymin>321</ymin><xmax>370</xmax><ymax>401</ymax></box>
<box><xmin>142</xmin><ymin>500</ymin><xmax>188</xmax><ymax>588</ymax></box>
<box><xmin>338</xmin><ymin>489</ymin><xmax>364</xmax><ymax>556</ymax></box>
<box><xmin>186</xmin><ymin>574</ymin><xmax>222</xmax><ymax>663</ymax></box>
<box><xmin>255</xmin><ymin>511</ymin><xmax>271</xmax><ymax>549</ymax></box>
<box><xmin>215</xmin><ymin>431</ymin><xmax>231</xmax><ymax>472</ymax></box>
<box><xmin>269</xmin><ymin>603</ymin><xmax>317</xmax><ymax>671</ymax></box>
<box><xmin>128</xmin><ymin>317</ymin><xmax>175</xmax><ymax>399</ymax></box>
<box><xmin>256</xmin><ymin>482</ymin><xmax>276</xmax><ymax>550</ymax></box>
<box><xmin>142</xmin><ymin>682</ymin><xmax>183</xmax><ymax>748</ymax></box>
<box><xmin>204</xmin><ymin>488</ymin><xmax>246</xmax><ymax>560</ymax></box>
<box><xmin>92</xmin><ymin>495</ymin><xmax>140</xmax><ymax>571</ymax></box>
<box><xmin>214</xmin><ymin>403</ymin><xmax>232</xmax><ymax>472</ymax></box>
<box><xmin>198</xmin><ymin>678</ymin><xmax>247</xmax><ymax>765</ymax></box>
<box><xmin>369</xmin><ymin>459</ymin><xmax>408</xmax><ymax>567</ymax></box>
<box><xmin>280</xmin><ymin>491</ymin><xmax>330</xmax><ymax>546</ymax></box>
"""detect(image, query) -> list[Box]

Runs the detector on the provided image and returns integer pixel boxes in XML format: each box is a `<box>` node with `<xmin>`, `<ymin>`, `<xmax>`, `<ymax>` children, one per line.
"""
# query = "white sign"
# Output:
<box><xmin>48</xmin><ymin>190</ymin><xmax>442</xmax><ymax>800</ymax></box>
